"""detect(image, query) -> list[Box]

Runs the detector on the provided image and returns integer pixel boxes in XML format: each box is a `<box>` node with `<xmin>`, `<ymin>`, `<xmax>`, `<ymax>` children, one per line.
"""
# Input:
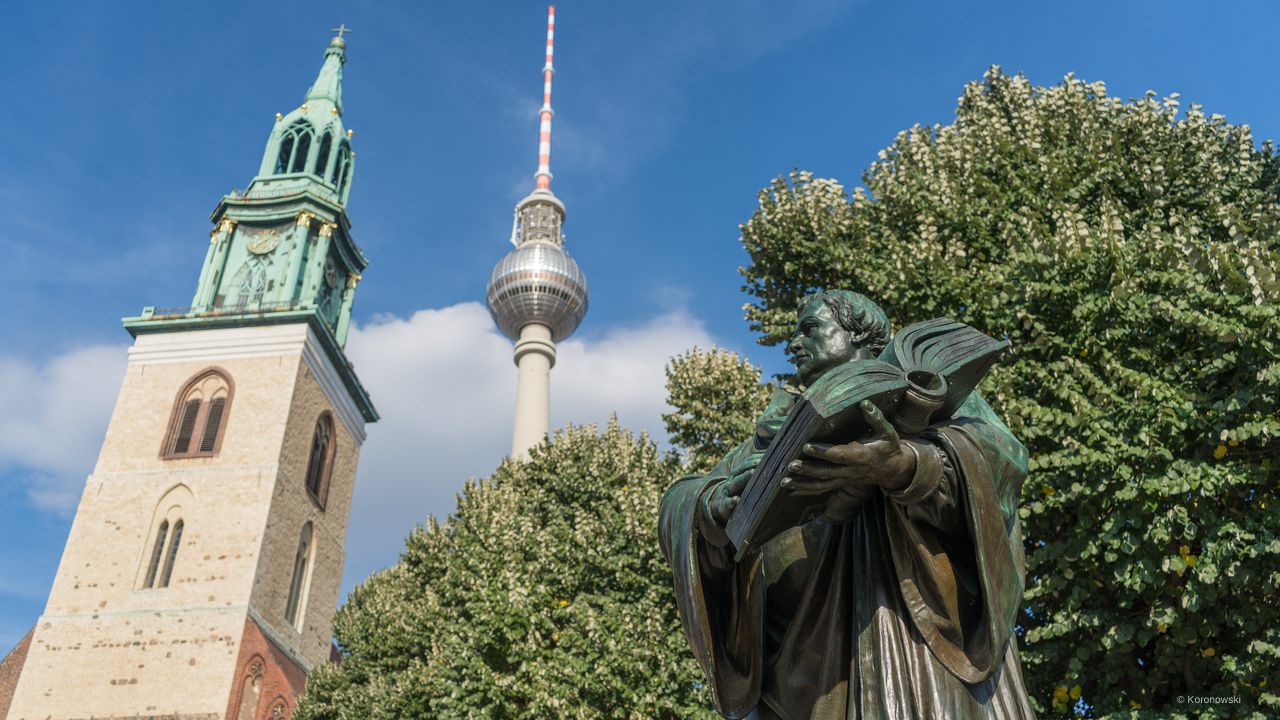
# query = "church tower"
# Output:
<box><xmin>6</xmin><ymin>29</ymin><xmax>377</xmax><ymax>720</ymax></box>
<box><xmin>486</xmin><ymin>6</ymin><xmax>589</xmax><ymax>459</ymax></box>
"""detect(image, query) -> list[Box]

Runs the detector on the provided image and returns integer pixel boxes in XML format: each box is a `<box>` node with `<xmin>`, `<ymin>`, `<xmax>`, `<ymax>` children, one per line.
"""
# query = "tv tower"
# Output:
<box><xmin>487</xmin><ymin>6</ymin><xmax>589</xmax><ymax>460</ymax></box>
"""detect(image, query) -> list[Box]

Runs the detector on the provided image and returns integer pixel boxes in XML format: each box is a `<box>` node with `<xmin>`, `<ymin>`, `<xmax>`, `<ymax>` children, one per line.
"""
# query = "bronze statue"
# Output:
<box><xmin>658</xmin><ymin>290</ymin><xmax>1036</xmax><ymax>719</ymax></box>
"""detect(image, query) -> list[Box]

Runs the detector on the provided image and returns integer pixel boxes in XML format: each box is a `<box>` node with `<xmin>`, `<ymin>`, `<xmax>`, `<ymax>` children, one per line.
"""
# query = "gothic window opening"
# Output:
<box><xmin>330</xmin><ymin>142</ymin><xmax>347</xmax><ymax>182</ymax></box>
<box><xmin>143</xmin><ymin>520</ymin><xmax>169</xmax><ymax>588</ymax></box>
<box><xmin>290</xmin><ymin>131</ymin><xmax>311</xmax><ymax>173</ymax></box>
<box><xmin>162</xmin><ymin>369</ymin><xmax>234</xmax><ymax>459</ymax></box>
<box><xmin>331</xmin><ymin>141</ymin><xmax>351</xmax><ymax>195</ymax></box>
<box><xmin>275</xmin><ymin>121</ymin><xmax>314</xmax><ymax>175</ymax></box>
<box><xmin>304</xmin><ymin>413</ymin><xmax>336</xmax><ymax>508</ymax></box>
<box><xmin>284</xmin><ymin>523</ymin><xmax>314</xmax><ymax>630</ymax></box>
<box><xmin>338</xmin><ymin>163</ymin><xmax>350</xmax><ymax>196</ymax></box>
<box><xmin>159</xmin><ymin>519</ymin><xmax>183</xmax><ymax>587</ymax></box>
<box><xmin>337</xmin><ymin>153</ymin><xmax>351</xmax><ymax>196</ymax></box>
<box><xmin>199</xmin><ymin>398</ymin><xmax>227</xmax><ymax>453</ymax></box>
<box><xmin>233</xmin><ymin>656</ymin><xmax>265</xmax><ymax>720</ymax></box>
<box><xmin>139</xmin><ymin>485</ymin><xmax>192</xmax><ymax>590</ymax></box>
<box><xmin>314</xmin><ymin>131</ymin><xmax>333</xmax><ymax>177</ymax></box>
<box><xmin>274</xmin><ymin>135</ymin><xmax>294</xmax><ymax>174</ymax></box>
<box><xmin>172</xmin><ymin>399</ymin><xmax>201</xmax><ymax>455</ymax></box>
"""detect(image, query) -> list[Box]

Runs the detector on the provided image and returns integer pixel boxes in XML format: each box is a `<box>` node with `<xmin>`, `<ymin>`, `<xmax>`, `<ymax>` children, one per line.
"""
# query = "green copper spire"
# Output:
<box><xmin>186</xmin><ymin>27</ymin><xmax>366</xmax><ymax>339</ymax></box>
<box><xmin>251</xmin><ymin>28</ymin><xmax>355</xmax><ymax>205</ymax></box>
<box><xmin>305</xmin><ymin>27</ymin><xmax>348</xmax><ymax>114</ymax></box>
<box><xmin>123</xmin><ymin>29</ymin><xmax>375</xmax><ymax>422</ymax></box>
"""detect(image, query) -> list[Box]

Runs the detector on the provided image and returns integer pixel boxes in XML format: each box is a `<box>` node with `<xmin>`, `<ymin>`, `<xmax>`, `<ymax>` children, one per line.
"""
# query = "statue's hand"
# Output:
<box><xmin>782</xmin><ymin>401</ymin><xmax>914</xmax><ymax>495</ymax></box>
<box><xmin>707</xmin><ymin>453</ymin><xmax>761</xmax><ymax>525</ymax></box>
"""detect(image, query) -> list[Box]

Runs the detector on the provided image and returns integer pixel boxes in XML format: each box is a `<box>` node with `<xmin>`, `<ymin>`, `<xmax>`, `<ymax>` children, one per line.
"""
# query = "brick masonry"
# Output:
<box><xmin>0</xmin><ymin>627</ymin><xmax>33</xmax><ymax>718</ymax></box>
<box><xmin>224</xmin><ymin>617</ymin><xmax>307</xmax><ymax>720</ymax></box>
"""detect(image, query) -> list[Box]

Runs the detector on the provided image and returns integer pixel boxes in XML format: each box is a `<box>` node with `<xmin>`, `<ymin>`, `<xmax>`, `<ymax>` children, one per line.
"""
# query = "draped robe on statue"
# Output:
<box><xmin>658</xmin><ymin>390</ymin><xmax>1037</xmax><ymax>719</ymax></box>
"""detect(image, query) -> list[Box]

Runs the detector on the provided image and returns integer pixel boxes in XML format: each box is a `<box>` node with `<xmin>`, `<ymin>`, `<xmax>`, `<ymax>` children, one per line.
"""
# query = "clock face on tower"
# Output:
<box><xmin>242</xmin><ymin>225</ymin><xmax>284</xmax><ymax>255</ymax></box>
<box><xmin>324</xmin><ymin>256</ymin><xmax>339</xmax><ymax>287</ymax></box>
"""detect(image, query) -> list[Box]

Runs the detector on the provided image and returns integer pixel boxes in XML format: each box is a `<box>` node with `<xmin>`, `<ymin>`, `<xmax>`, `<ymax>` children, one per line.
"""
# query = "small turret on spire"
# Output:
<box><xmin>306</xmin><ymin>25</ymin><xmax>349</xmax><ymax>114</ymax></box>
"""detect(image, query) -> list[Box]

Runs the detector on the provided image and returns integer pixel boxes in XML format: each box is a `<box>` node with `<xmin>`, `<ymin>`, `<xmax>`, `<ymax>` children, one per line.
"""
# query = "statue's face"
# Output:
<box><xmin>789</xmin><ymin>300</ymin><xmax>862</xmax><ymax>386</ymax></box>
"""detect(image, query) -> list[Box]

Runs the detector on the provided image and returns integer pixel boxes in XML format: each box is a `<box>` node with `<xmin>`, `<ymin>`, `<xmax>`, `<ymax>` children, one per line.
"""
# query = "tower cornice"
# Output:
<box><xmin>210</xmin><ymin>188</ymin><xmax>368</xmax><ymax>272</ymax></box>
<box><xmin>122</xmin><ymin>311</ymin><xmax>377</xmax><ymax>426</ymax></box>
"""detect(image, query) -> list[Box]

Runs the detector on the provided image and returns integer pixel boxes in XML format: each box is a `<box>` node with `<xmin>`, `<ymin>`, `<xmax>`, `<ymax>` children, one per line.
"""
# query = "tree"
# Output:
<box><xmin>662</xmin><ymin>346</ymin><xmax>773</xmax><ymax>473</ymax></box>
<box><xmin>295</xmin><ymin>423</ymin><xmax>717</xmax><ymax>720</ymax></box>
<box><xmin>735</xmin><ymin>69</ymin><xmax>1280</xmax><ymax>717</ymax></box>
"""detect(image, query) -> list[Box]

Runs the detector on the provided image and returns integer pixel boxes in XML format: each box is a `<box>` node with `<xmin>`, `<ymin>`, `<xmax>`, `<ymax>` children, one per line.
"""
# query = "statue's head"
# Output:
<box><xmin>788</xmin><ymin>290</ymin><xmax>891</xmax><ymax>386</ymax></box>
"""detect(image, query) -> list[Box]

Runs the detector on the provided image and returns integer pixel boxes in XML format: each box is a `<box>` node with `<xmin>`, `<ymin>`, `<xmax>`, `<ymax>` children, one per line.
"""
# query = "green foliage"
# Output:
<box><xmin>738</xmin><ymin>68</ymin><xmax>1280</xmax><ymax>717</ymax></box>
<box><xmin>663</xmin><ymin>346</ymin><xmax>773</xmax><ymax>473</ymax></box>
<box><xmin>295</xmin><ymin>423</ymin><xmax>717</xmax><ymax>720</ymax></box>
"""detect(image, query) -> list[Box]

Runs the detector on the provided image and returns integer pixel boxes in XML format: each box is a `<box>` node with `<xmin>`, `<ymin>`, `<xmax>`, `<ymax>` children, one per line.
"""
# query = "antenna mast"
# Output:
<box><xmin>535</xmin><ymin>6</ymin><xmax>556</xmax><ymax>191</ymax></box>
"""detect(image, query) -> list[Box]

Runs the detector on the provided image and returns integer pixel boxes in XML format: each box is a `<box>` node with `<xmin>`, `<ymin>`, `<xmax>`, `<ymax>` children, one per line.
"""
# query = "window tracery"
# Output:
<box><xmin>162</xmin><ymin>369</ymin><xmax>233</xmax><ymax>459</ymax></box>
<box><xmin>274</xmin><ymin>121</ymin><xmax>315</xmax><ymax>175</ymax></box>
<box><xmin>139</xmin><ymin>485</ymin><xmax>192</xmax><ymax>589</ymax></box>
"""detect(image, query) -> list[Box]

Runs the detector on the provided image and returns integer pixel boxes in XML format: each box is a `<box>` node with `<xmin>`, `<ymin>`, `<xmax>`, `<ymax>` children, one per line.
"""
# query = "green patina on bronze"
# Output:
<box><xmin>123</xmin><ymin>31</ymin><xmax>375</xmax><ymax>422</ymax></box>
<box><xmin>659</xmin><ymin>290</ymin><xmax>1035</xmax><ymax>719</ymax></box>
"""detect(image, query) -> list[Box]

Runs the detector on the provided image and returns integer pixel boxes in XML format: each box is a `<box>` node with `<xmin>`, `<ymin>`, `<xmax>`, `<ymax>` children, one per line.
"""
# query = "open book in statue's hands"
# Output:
<box><xmin>725</xmin><ymin>318</ymin><xmax>1008</xmax><ymax>560</ymax></box>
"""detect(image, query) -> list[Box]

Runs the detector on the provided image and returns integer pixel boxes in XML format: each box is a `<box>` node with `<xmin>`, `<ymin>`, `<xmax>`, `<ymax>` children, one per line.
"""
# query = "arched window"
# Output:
<box><xmin>162</xmin><ymin>369</ymin><xmax>233</xmax><ymax>459</ymax></box>
<box><xmin>303</xmin><ymin>413</ymin><xmax>336</xmax><ymax>508</ymax></box>
<box><xmin>233</xmin><ymin>655</ymin><xmax>265</xmax><ymax>720</ymax></box>
<box><xmin>331</xmin><ymin>141</ymin><xmax>351</xmax><ymax>195</ymax></box>
<box><xmin>274</xmin><ymin>135</ymin><xmax>294</xmax><ymax>175</ymax></box>
<box><xmin>160</xmin><ymin>519</ymin><xmax>183</xmax><ymax>586</ymax></box>
<box><xmin>314</xmin><ymin>131</ymin><xmax>333</xmax><ymax>177</ymax></box>
<box><xmin>140</xmin><ymin>485</ymin><xmax>192</xmax><ymax>589</ymax></box>
<box><xmin>266</xmin><ymin>698</ymin><xmax>289</xmax><ymax>720</ymax></box>
<box><xmin>330</xmin><ymin>142</ymin><xmax>347</xmax><ymax>183</ymax></box>
<box><xmin>274</xmin><ymin>121</ymin><xmax>314</xmax><ymax>175</ymax></box>
<box><xmin>338</xmin><ymin>157</ymin><xmax>351</xmax><ymax>196</ymax></box>
<box><xmin>143</xmin><ymin>519</ymin><xmax>169</xmax><ymax>588</ymax></box>
<box><xmin>290</xmin><ymin>131</ymin><xmax>311</xmax><ymax>173</ymax></box>
<box><xmin>284</xmin><ymin>523</ymin><xmax>314</xmax><ymax>630</ymax></box>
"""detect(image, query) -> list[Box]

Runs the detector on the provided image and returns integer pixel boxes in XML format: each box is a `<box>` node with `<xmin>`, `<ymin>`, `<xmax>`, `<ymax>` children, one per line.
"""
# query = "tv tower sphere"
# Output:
<box><xmin>486</xmin><ymin>191</ymin><xmax>588</xmax><ymax>342</ymax></box>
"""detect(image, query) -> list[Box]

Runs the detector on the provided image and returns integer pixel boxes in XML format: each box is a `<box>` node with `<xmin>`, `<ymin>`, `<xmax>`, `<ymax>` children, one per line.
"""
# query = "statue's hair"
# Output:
<box><xmin>799</xmin><ymin>289</ymin><xmax>892</xmax><ymax>354</ymax></box>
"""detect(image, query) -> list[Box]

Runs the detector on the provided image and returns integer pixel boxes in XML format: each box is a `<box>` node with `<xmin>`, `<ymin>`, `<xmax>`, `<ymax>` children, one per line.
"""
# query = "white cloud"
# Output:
<box><xmin>0</xmin><ymin>304</ymin><xmax>717</xmax><ymax>597</ymax></box>
<box><xmin>0</xmin><ymin>345</ymin><xmax>127</xmax><ymax>513</ymax></box>
<box><xmin>341</xmin><ymin>302</ymin><xmax>714</xmax><ymax>592</ymax></box>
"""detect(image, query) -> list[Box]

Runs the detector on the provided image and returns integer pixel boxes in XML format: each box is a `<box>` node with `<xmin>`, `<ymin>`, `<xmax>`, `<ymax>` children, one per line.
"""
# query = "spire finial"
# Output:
<box><xmin>328</xmin><ymin>24</ymin><xmax>351</xmax><ymax>51</ymax></box>
<box><xmin>534</xmin><ymin>6</ymin><xmax>556</xmax><ymax>191</ymax></box>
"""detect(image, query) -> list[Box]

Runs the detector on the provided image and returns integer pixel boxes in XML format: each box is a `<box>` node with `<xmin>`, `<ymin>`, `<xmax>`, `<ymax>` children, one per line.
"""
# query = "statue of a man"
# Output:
<box><xmin>658</xmin><ymin>290</ymin><xmax>1036</xmax><ymax>719</ymax></box>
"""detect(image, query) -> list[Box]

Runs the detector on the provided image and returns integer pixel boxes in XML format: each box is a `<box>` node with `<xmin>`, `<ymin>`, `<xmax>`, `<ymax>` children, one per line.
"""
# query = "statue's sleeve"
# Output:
<box><xmin>657</xmin><ymin>440</ymin><xmax>766</xmax><ymax>719</ymax></box>
<box><xmin>883</xmin><ymin>392</ymin><xmax>1029</xmax><ymax>685</ymax></box>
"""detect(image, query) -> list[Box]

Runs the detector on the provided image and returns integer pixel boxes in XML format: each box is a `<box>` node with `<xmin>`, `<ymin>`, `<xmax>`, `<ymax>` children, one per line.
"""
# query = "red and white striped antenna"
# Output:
<box><xmin>534</xmin><ymin>5</ymin><xmax>556</xmax><ymax>191</ymax></box>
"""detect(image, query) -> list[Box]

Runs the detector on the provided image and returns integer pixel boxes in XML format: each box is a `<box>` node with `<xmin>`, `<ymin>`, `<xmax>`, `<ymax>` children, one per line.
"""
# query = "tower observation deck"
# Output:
<box><xmin>486</xmin><ymin>5</ymin><xmax>589</xmax><ymax>459</ymax></box>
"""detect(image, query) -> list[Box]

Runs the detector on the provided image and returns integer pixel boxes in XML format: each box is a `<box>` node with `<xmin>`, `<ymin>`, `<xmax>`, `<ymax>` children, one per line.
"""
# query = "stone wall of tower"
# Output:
<box><xmin>6</xmin><ymin>324</ymin><xmax>366</xmax><ymax>720</ymax></box>
<box><xmin>247</xmin><ymin>351</ymin><xmax>362</xmax><ymax>669</ymax></box>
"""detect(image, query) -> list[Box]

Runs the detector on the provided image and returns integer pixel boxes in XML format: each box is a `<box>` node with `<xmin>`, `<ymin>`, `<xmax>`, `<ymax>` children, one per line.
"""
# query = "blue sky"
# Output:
<box><xmin>2</xmin><ymin>0</ymin><xmax>1279</xmax><ymax>651</ymax></box>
